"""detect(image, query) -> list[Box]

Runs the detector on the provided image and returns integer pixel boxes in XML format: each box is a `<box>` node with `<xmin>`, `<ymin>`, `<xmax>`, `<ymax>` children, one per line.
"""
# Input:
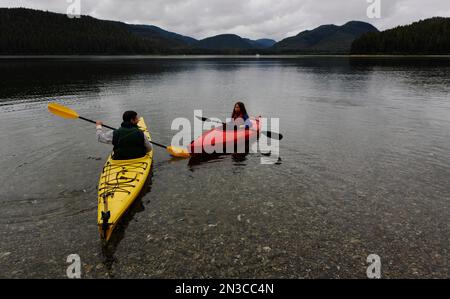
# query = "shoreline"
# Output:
<box><xmin>0</xmin><ymin>54</ymin><xmax>450</xmax><ymax>59</ymax></box>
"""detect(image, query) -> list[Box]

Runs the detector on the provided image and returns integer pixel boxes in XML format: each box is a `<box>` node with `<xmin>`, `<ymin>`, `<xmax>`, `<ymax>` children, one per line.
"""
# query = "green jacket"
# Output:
<box><xmin>112</xmin><ymin>122</ymin><xmax>147</xmax><ymax>160</ymax></box>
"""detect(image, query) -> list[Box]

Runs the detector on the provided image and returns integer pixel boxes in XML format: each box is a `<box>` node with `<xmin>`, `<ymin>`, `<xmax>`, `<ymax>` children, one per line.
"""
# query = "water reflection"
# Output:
<box><xmin>231</xmin><ymin>153</ymin><xmax>248</xmax><ymax>165</ymax></box>
<box><xmin>0</xmin><ymin>58</ymin><xmax>189</xmax><ymax>104</ymax></box>
<box><xmin>2</xmin><ymin>56</ymin><xmax>449</xmax><ymax>106</ymax></box>
<box><xmin>188</xmin><ymin>154</ymin><xmax>226</xmax><ymax>169</ymax></box>
<box><xmin>187</xmin><ymin>152</ymin><xmax>276</xmax><ymax>169</ymax></box>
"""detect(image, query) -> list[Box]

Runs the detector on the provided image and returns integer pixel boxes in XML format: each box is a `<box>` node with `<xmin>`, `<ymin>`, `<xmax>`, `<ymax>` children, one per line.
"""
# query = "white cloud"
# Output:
<box><xmin>0</xmin><ymin>0</ymin><xmax>449</xmax><ymax>40</ymax></box>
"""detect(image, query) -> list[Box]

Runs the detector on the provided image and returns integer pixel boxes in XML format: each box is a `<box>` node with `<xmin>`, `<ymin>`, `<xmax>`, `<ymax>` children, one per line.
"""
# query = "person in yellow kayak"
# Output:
<box><xmin>96</xmin><ymin>111</ymin><xmax>152</xmax><ymax>160</ymax></box>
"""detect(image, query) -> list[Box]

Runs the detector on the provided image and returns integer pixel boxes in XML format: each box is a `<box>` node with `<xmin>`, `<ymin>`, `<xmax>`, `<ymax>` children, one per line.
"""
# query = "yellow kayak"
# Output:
<box><xmin>97</xmin><ymin>117</ymin><xmax>153</xmax><ymax>241</ymax></box>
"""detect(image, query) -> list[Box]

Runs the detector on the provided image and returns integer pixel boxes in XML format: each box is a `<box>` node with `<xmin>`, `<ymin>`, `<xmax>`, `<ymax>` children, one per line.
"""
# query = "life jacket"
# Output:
<box><xmin>112</xmin><ymin>122</ymin><xmax>146</xmax><ymax>160</ymax></box>
<box><xmin>232</xmin><ymin>114</ymin><xmax>252</xmax><ymax>129</ymax></box>
<box><xmin>233</xmin><ymin>113</ymin><xmax>249</xmax><ymax>122</ymax></box>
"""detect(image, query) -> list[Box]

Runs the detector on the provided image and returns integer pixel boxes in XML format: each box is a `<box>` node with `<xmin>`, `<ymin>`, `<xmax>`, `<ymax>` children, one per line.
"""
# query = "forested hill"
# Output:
<box><xmin>0</xmin><ymin>8</ymin><xmax>178</xmax><ymax>54</ymax></box>
<box><xmin>2</xmin><ymin>8</ymin><xmax>448</xmax><ymax>55</ymax></box>
<box><xmin>272</xmin><ymin>21</ymin><xmax>378</xmax><ymax>53</ymax></box>
<box><xmin>127</xmin><ymin>24</ymin><xmax>198</xmax><ymax>47</ymax></box>
<box><xmin>351</xmin><ymin>17</ymin><xmax>450</xmax><ymax>54</ymax></box>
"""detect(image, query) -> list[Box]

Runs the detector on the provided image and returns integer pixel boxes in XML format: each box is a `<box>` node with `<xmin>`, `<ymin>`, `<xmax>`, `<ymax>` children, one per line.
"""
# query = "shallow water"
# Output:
<box><xmin>0</xmin><ymin>56</ymin><xmax>449</xmax><ymax>278</ymax></box>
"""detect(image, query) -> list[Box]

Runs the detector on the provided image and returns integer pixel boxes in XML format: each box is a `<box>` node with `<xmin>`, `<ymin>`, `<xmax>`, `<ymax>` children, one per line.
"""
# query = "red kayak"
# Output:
<box><xmin>190</xmin><ymin>117</ymin><xmax>261</xmax><ymax>155</ymax></box>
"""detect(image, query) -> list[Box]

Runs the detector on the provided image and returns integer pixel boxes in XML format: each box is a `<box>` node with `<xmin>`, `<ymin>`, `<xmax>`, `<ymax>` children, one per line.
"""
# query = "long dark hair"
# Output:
<box><xmin>231</xmin><ymin>102</ymin><xmax>249</xmax><ymax>120</ymax></box>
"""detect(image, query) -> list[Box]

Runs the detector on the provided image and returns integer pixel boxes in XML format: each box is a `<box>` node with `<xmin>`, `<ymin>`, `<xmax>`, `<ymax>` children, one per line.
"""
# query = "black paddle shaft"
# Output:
<box><xmin>78</xmin><ymin>116</ymin><xmax>168</xmax><ymax>149</ymax></box>
<box><xmin>79</xmin><ymin>116</ymin><xmax>116</xmax><ymax>130</ymax></box>
<box><xmin>197</xmin><ymin>116</ymin><xmax>284</xmax><ymax>141</ymax></box>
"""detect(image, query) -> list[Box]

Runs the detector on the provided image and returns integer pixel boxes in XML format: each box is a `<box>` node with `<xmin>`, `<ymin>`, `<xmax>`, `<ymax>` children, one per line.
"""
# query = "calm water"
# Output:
<box><xmin>0</xmin><ymin>56</ymin><xmax>448</xmax><ymax>278</ymax></box>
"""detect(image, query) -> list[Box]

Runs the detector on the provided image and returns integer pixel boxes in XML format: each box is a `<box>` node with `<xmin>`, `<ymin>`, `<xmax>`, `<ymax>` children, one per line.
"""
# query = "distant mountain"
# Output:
<box><xmin>255</xmin><ymin>39</ymin><xmax>277</xmax><ymax>48</ymax></box>
<box><xmin>244</xmin><ymin>38</ymin><xmax>277</xmax><ymax>49</ymax></box>
<box><xmin>272</xmin><ymin>21</ymin><xmax>379</xmax><ymax>53</ymax></box>
<box><xmin>126</xmin><ymin>24</ymin><xmax>197</xmax><ymax>47</ymax></box>
<box><xmin>0</xmin><ymin>8</ymin><xmax>180</xmax><ymax>54</ymax></box>
<box><xmin>192</xmin><ymin>34</ymin><xmax>256</xmax><ymax>51</ymax></box>
<box><xmin>3</xmin><ymin>7</ymin><xmax>442</xmax><ymax>55</ymax></box>
<box><xmin>191</xmin><ymin>35</ymin><xmax>276</xmax><ymax>52</ymax></box>
<box><xmin>351</xmin><ymin>17</ymin><xmax>450</xmax><ymax>54</ymax></box>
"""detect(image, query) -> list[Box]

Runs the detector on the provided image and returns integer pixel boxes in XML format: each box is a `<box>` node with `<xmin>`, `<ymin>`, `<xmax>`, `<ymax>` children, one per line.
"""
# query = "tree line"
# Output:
<box><xmin>0</xmin><ymin>8</ymin><xmax>167</xmax><ymax>54</ymax></box>
<box><xmin>351</xmin><ymin>17</ymin><xmax>450</xmax><ymax>55</ymax></box>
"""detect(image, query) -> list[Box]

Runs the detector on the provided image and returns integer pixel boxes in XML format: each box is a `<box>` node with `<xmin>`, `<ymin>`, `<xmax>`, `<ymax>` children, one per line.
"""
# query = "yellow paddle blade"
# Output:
<box><xmin>167</xmin><ymin>146</ymin><xmax>191</xmax><ymax>158</ymax></box>
<box><xmin>48</xmin><ymin>103</ymin><xmax>79</xmax><ymax>119</ymax></box>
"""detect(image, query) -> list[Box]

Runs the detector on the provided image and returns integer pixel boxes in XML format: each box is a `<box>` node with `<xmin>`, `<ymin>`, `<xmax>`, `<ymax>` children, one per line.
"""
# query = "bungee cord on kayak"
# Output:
<box><xmin>99</xmin><ymin>161</ymin><xmax>150</xmax><ymax>196</ymax></box>
<box><xmin>99</xmin><ymin>160</ymin><xmax>150</xmax><ymax>239</ymax></box>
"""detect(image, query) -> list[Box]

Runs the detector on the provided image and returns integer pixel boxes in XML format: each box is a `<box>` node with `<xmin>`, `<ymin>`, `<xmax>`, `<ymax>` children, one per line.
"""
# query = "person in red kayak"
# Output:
<box><xmin>229</xmin><ymin>101</ymin><xmax>253</xmax><ymax>129</ymax></box>
<box><xmin>96</xmin><ymin>111</ymin><xmax>152</xmax><ymax>160</ymax></box>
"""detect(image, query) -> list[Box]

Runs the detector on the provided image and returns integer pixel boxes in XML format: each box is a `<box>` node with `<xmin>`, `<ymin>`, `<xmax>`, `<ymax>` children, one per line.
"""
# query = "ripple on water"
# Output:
<box><xmin>1</xmin><ymin>188</ymin><xmax>97</xmax><ymax>225</ymax></box>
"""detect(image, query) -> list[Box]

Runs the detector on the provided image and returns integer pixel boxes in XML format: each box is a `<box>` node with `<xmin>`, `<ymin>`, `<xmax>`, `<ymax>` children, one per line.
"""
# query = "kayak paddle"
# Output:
<box><xmin>196</xmin><ymin>116</ymin><xmax>284</xmax><ymax>141</ymax></box>
<box><xmin>48</xmin><ymin>103</ymin><xmax>191</xmax><ymax>158</ymax></box>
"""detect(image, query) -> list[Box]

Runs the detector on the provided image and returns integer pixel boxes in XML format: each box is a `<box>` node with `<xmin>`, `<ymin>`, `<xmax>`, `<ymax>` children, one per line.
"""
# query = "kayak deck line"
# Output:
<box><xmin>99</xmin><ymin>161</ymin><xmax>149</xmax><ymax>196</ymax></box>
<box><xmin>99</xmin><ymin>160</ymin><xmax>149</xmax><ymax>239</ymax></box>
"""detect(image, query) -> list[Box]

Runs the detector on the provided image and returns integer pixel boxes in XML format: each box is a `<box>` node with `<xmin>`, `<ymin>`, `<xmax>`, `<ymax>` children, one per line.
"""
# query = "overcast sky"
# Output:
<box><xmin>1</xmin><ymin>0</ymin><xmax>449</xmax><ymax>40</ymax></box>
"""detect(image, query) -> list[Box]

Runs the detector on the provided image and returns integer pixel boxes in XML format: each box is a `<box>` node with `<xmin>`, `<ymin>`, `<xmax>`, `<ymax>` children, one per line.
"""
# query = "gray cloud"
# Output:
<box><xmin>1</xmin><ymin>0</ymin><xmax>449</xmax><ymax>40</ymax></box>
